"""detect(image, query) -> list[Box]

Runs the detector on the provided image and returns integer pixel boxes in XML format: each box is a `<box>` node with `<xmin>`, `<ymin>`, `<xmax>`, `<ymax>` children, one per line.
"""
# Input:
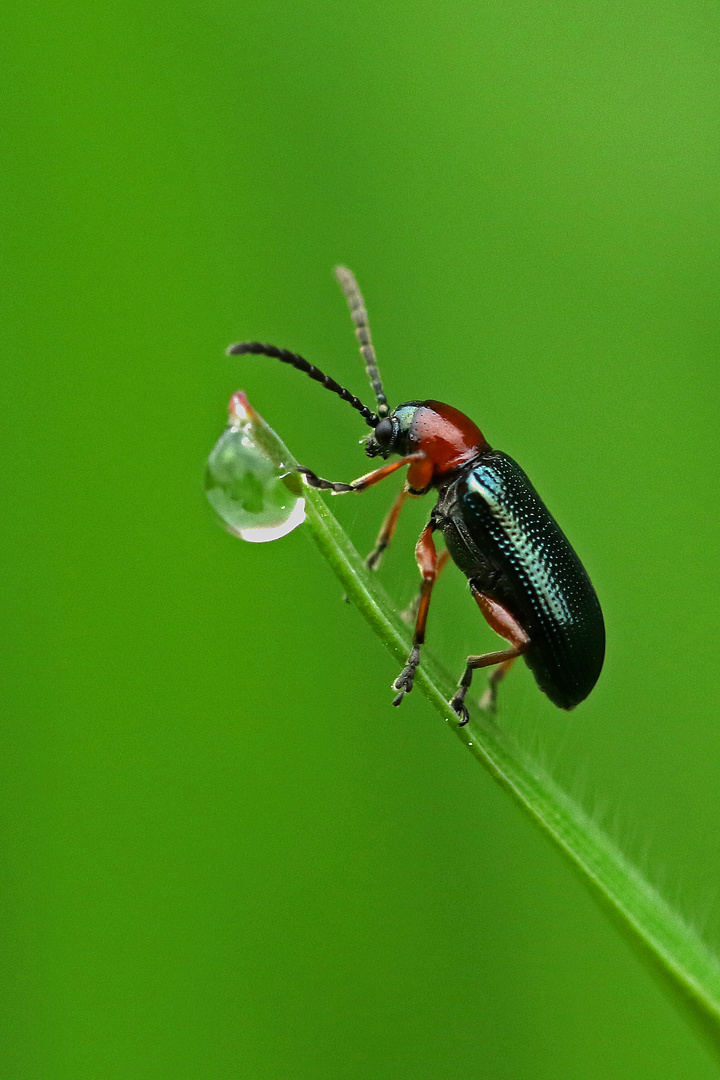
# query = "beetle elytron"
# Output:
<box><xmin>228</xmin><ymin>268</ymin><xmax>605</xmax><ymax>723</ymax></box>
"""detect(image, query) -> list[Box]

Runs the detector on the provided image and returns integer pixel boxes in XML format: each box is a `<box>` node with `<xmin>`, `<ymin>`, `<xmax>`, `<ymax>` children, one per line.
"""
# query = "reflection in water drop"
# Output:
<box><xmin>205</xmin><ymin>392</ymin><xmax>306</xmax><ymax>543</ymax></box>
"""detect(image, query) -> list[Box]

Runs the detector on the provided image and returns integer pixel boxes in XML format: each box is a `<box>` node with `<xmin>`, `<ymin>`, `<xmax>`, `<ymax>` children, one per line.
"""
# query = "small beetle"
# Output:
<box><xmin>228</xmin><ymin>268</ymin><xmax>604</xmax><ymax>723</ymax></box>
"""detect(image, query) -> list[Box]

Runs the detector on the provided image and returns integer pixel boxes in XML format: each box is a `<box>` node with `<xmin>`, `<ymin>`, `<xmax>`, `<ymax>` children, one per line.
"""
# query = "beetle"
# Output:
<box><xmin>228</xmin><ymin>267</ymin><xmax>605</xmax><ymax>723</ymax></box>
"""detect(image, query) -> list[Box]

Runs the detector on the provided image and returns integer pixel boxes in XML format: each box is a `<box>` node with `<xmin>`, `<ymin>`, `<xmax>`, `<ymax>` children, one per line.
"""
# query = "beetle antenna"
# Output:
<box><xmin>226</xmin><ymin>341</ymin><xmax>380</xmax><ymax>428</ymax></box>
<box><xmin>334</xmin><ymin>266</ymin><xmax>390</xmax><ymax>419</ymax></box>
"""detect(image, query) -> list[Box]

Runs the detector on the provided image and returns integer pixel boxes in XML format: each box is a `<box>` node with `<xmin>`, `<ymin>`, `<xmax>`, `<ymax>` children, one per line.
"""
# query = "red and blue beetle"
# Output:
<box><xmin>228</xmin><ymin>268</ymin><xmax>605</xmax><ymax>723</ymax></box>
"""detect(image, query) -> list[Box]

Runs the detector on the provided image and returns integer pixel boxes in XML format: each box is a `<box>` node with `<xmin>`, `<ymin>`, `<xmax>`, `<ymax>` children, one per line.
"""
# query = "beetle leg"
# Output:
<box><xmin>297</xmin><ymin>453</ymin><xmax>424</xmax><ymax>494</ymax></box>
<box><xmin>392</xmin><ymin>521</ymin><xmax>439</xmax><ymax>706</ymax></box>
<box><xmin>449</xmin><ymin>591</ymin><xmax>530</xmax><ymax>725</ymax></box>
<box><xmin>400</xmin><ymin>547</ymin><xmax>451</xmax><ymax>624</ymax></box>
<box><xmin>366</xmin><ymin>488</ymin><xmax>411</xmax><ymax>571</ymax></box>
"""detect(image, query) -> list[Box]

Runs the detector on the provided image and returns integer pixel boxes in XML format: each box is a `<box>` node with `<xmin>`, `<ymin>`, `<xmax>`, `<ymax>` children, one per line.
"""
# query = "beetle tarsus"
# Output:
<box><xmin>297</xmin><ymin>467</ymin><xmax>355</xmax><ymax>493</ymax></box>
<box><xmin>392</xmin><ymin>646</ymin><xmax>421</xmax><ymax>704</ymax></box>
<box><xmin>453</xmin><ymin>702</ymin><xmax>470</xmax><ymax>726</ymax></box>
<box><xmin>449</xmin><ymin>688</ymin><xmax>470</xmax><ymax>725</ymax></box>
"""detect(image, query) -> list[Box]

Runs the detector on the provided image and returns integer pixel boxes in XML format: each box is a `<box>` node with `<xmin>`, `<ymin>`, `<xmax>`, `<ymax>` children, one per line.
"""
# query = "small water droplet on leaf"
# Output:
<box><xmin>205</xmin><ymin>392</ymin><xmax>305</xmax><ymax>542</ymax></box>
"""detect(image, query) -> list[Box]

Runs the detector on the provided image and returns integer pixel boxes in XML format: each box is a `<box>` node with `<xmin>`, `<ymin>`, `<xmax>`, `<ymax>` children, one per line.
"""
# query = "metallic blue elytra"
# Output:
<box><xmin>435</xmin><ymin>450</ymin><xmax>605</xmax><ymax>709</ymax></box>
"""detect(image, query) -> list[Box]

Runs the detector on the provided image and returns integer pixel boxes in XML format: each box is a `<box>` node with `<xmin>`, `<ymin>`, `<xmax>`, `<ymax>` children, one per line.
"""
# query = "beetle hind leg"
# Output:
<box><xmin>450</xmin><ymin>648</ymin><xmax>523</xmax><ymax>724</ymax></box>
<box><xmin>449</xmin><ymin>591</ymin><xmax>529</xmax><ymax>725</ymax></box>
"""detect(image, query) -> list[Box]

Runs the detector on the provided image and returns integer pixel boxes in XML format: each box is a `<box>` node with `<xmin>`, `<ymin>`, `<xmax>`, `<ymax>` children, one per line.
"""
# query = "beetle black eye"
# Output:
<box><xmin>374</xmin><ymin>417</ymin><xmax>394</xmax><ymax>447</ymax></box>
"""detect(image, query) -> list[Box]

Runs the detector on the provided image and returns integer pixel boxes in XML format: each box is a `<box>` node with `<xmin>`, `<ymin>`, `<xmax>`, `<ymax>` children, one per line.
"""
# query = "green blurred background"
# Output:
<box><xmin>3</xmin><ymin>1</ymin><xmax>720</xmax><ymax>1076</ymax></box>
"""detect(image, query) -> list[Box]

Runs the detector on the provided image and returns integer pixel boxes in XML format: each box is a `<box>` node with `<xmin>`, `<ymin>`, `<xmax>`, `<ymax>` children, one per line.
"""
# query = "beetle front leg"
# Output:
<box><xmin>449</xmin><ymin>590</ymin><xmax>530</xmax><ymax>724</ymax></box>
<box><xmin>297</xmin><ymin>452</ymin><xmax>423</xmax><ymax>494</ymax></box>
<box><xmin>392</xmin><ymin>521</ymin><xmax>439</xmax><ymax>706</ymax></box>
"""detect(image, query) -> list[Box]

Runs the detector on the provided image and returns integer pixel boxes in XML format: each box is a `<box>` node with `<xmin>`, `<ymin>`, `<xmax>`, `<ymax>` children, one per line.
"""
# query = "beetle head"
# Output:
<box><xmin>365</xmin><ymin>402</ymin><xmax>423</xmax><ymax>459</ymax></box>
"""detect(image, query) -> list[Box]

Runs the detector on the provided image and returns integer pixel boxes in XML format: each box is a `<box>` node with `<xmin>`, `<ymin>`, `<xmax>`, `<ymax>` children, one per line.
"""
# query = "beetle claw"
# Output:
<box><xmin>449</xmin><ymin>696</ymin><xmax>470</xmax><ymax>725</ymax></box>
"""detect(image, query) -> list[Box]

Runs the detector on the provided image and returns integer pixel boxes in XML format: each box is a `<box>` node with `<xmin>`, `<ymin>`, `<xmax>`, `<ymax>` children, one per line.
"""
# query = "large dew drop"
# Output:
<box><xmin>205</xmin><ymin>392</ymin><xmax>305</xmax><ymax>542</ymax></box>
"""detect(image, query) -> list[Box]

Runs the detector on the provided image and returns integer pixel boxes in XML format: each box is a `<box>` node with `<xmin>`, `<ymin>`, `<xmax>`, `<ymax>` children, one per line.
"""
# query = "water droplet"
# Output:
<box><xmin>206</xmin><ymin>392</ymin><xmax>305</xmax><ymax>543</ymax></box>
